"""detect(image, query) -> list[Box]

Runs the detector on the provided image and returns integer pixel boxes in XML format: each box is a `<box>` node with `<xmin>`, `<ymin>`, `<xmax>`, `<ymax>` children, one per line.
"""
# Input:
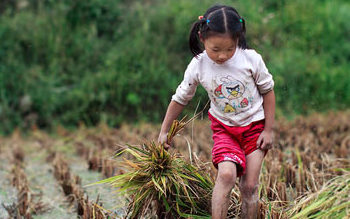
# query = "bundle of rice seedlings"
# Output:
<box><xmin>90</xmin><ymin>116</ymin><xmax>214</xmax><ymax>218</ymax></box>
<box><xmin>287</xmin><ymin>171</ymin><xmax>350</xmax><ymax>218</ymax></box>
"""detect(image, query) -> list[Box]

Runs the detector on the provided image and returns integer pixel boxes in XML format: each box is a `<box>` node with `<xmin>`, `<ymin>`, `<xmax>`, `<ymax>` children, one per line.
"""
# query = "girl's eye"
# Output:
<box><xmin>212</xmin><ymin>49</ymin><xmax>219</xmax><ymax>52</ymax></box>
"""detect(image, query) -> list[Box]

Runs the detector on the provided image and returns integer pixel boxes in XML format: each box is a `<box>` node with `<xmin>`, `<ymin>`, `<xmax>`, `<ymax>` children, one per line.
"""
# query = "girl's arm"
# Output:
<box><xmin>257</xmin><ymin>89</ymin><xmax>275</xmax><ymax>150</ymax></box>
<box><xmin>158</xmin><ymin>100</ymin><xmax>185</xmax><ymax>148</ymax></box>
<box><xmin>262</xmin><ymin>89</ymin><xmax>275</xmax><ymax>132</ymax></box>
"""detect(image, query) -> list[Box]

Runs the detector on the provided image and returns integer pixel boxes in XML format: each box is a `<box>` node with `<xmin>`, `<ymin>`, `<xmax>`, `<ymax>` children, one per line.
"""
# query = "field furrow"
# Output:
<box><xmin>0</xmin><ymin>155</ymin><xmax>16</xmax><ymax>219</ymax></box>
<box><xmin>24</xmin><ymin>150</ymin><xmax>76</xmax><ymax>219</ymax></box>
<box><xmin>0</xmin><ymin>111</ymin><xmax>349</xmax><ymax>218</ymax></box>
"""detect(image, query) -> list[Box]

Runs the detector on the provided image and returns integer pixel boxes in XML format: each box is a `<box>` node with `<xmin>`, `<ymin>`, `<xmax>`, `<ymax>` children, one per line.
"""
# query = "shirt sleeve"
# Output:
<box><xmin>171</xmin><ymin>58</ymin><xmax>200</xmax><ymax>105</ymax></box>
<box><xmin>252</xmin><ymin>54</ymin><xmax>274</xmax><ymax>94</ymax></box>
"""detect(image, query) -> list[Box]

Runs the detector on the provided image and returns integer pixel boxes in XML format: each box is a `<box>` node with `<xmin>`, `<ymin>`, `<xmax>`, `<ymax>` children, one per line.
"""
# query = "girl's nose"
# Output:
<box><xmin>219</xmin><ymin>53</ymin><xmax>227</xmax><ymax>60</ymax></box>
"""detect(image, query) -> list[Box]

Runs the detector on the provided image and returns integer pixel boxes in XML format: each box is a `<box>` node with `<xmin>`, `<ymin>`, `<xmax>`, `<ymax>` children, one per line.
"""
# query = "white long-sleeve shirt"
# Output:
<box><xmin>172</xmin><ymin>48</ymin><xmax>274</xmax><ymax>126</ymax></box>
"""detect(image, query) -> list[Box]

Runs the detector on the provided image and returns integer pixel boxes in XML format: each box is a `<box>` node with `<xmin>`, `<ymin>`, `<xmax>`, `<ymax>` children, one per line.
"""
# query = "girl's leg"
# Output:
<box><xmin>212</xmin><ymin>161</ymin><xmax>237</xmax><ymax>219</ymax></box>
<box><xmin>239</xmin><ymin>149</ymin><xmax>265</xmax><ymax>219</ymax></box>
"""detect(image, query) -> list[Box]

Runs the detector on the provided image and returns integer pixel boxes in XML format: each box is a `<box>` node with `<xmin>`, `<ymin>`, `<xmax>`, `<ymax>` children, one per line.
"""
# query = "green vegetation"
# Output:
<box><xmin>0</xmin><ymin>0</ymin><xmax>349</xmax><ymax>134</ymax></box>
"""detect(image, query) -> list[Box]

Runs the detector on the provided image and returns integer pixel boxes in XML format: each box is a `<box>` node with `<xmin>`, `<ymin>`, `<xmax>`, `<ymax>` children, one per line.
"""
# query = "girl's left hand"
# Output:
<box><xmin>256</xmin><ymin>130</ymin><xmax>274</xmax><ymax>150</ymax></box>
<box><xmin>158</xmin><ymin>132</ymin><xmax>171</xmax><ymax>149</ymax></box>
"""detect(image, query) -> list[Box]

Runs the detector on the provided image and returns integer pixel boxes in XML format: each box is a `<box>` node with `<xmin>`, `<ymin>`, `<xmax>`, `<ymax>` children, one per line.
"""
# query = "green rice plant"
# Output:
<box><xmin>287</xmin><ymin>171</ymin><xmax>350</xmax><ymax>218</ymax></box>
<box><xmin>89</xmin><ymin>117</ymin><xmax>214</xmax><ymax>218</ymax></box>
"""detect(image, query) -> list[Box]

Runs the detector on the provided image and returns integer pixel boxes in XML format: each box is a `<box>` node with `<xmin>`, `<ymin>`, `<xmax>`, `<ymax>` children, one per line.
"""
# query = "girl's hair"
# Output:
<box><xmin>189</xmin><ymin>5</ymin><xmax>248</xmax><ymax>57</ymax></box>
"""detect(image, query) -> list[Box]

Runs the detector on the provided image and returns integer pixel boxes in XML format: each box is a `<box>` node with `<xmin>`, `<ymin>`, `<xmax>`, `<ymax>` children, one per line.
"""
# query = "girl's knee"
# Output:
<box><xmin>240</xmin><ymin>182</ymin><xmax>259</xmax><ymax>197</ymax></box>
<box><xmin>217</xmin><ymin>162</ymin><xmax>237</xmax><ymax>186</ymax></box>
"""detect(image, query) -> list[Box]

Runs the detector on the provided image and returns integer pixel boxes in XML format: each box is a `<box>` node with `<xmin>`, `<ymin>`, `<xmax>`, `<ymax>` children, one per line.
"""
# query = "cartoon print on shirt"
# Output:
<box><xmin>224</xmin><ymin>103</ymin><xmax>236</xmax><ymax>113</ymax></box>
<box><xmin>240</xmin><ymin>98</ymin><xmax>249</xmax><ymax>108</ymax></box>
<box><xmin>214</xmin><ymin>76</ymin><xmax>245</xmax><ymax>100</ymax></box>
<box><xmin>212</xmin><ymin>75</ymin><xmax>253</xmax><ymax>114</ymax></box>
<box><xmin>226</xmin><ymin>84</ymin><xmax>241</xmax><ymax>98</ymax></box>
<box><xmin>214</xmin><ymin>84</ymin><xmax>224</xmax><ymax>98</ymax></box>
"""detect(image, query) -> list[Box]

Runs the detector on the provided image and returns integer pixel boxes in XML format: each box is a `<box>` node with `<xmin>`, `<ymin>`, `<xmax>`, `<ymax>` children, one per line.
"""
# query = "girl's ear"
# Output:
<box><xmin>198</xmin><ymin>31</ymin><xmax>204</xmax><ymax>43</ymax></box>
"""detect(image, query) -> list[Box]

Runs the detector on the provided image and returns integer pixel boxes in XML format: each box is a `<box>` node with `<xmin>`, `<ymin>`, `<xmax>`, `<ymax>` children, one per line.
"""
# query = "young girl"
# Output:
<box><xmin>158</xmin><ymin>5</ymin><xmax>275</xmax><ymax>219</ymax></box>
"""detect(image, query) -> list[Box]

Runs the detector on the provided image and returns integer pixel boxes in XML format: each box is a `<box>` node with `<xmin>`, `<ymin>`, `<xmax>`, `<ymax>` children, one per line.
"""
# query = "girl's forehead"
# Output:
<box><xmin>205</xmin><ymin>34</ymin><xmax>237</xmax><ymax>47</ymax></box>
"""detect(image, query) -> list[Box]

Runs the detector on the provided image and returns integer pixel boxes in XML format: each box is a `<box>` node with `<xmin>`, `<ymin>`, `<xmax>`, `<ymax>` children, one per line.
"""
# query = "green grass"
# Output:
<box><xmin>0</xmin><ymin>0</ymin><xmax>349</xmax><ymax>133</ymax></box>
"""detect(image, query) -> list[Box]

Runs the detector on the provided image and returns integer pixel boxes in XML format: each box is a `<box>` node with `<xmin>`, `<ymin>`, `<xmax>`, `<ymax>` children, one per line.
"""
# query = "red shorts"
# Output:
<box><xmin>209</xmin><ymin>112</ymin><xmax>265</xmax><ymax>177</ymax></box>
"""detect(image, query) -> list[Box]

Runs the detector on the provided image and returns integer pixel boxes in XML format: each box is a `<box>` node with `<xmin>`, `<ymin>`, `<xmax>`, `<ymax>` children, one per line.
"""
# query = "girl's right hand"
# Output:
<box><xmin>158</xmin><ymin>132</ymin><xmax>171</xmax><ymax>149</ymax></box>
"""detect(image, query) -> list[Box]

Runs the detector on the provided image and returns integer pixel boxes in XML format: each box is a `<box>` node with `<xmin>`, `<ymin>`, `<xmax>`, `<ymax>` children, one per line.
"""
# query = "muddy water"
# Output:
<box><xmin>0</xmin><ymin>156</ymin><xmax>17</xmax><ymax>219</ymax></box>
<box><xmin>0</xmin><ymin>133</ymin><xmax>129</xmax><ymax>219</ymax></box>
<box><xmin>69</xmin><ymin>156</ymin><xmax>127</xmax><ymax>218</ymax></box>
<box><xmin>24</xmin><ymin>150</ymin><xmax>76</xmax><ymax>219</ymax></box>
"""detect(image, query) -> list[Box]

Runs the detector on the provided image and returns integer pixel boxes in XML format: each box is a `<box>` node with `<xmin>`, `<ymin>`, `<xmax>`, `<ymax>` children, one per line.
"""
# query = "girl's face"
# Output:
<box><xmin>201</xmin><ymin>33</ymin><xmax>238</xmax><ymax>64</ymax></box>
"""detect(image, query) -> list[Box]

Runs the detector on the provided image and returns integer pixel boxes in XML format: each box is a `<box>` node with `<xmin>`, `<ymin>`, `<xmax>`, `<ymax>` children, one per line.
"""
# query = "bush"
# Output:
<box><xmin>0</xmin><ymin>0</ymin><xmax>349</xmax><ymax>134</ymax></box>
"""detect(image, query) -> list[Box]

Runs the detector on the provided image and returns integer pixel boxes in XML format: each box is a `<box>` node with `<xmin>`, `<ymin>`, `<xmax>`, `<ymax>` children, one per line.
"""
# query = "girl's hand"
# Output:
<box><xmin>256</xmin><ymin>130</ymin><xmax>274</xmax><ymax>150</ymax></box>
<box><xmin>158</xmin><ymin>132</ymin><xmax>171</xmax><ymax>149</ymax></box>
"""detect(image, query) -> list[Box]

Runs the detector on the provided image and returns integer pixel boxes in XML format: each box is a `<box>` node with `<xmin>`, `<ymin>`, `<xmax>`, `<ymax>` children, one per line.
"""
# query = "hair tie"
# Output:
<box><xmin>239</xmin><ymin>18</ymin><xmax>243</xmax><ymax>23</ymax></box>
<box><xmin>197</xmin><ymin>15</ymin><xmax>210</xmax><ymax>24</ymax></box>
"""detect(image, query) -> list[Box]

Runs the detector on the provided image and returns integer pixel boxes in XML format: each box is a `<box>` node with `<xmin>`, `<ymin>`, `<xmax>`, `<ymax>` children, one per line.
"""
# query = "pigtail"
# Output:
<box><xmin>189</xmin><ymin>20</ymin><xmax>205</xmax><ymax>57</ymax></box>
<box><xmin>238</xmin><ymin>17</ymin><xmax>248</xmax><ymax>49</ymax></box>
